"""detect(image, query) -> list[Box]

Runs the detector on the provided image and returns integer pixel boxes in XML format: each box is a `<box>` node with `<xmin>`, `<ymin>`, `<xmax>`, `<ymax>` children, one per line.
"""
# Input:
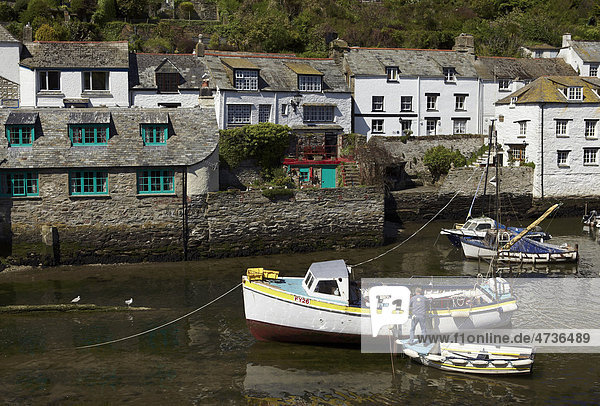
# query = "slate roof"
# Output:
<box><xmin>0</xmin><ymin>108</ymin><xmax>219</xmax><ymax>169</ymax></box>
<box><xmin>475</xmin><ymin>57</ymin><xmax>577</xmax><ymax>80</ymax></box>
<box><xmin>204</xmin><ymin>53</ymin><xmax>349</xmax><ymax>92</ymax></box>
<box><xmin>570</xmin><ymin>41</ymin><xmax>600</xmax><ymax>63</ymax></box>
<box><xmin>6</xmin><ymin>112</ymin><xmax>38</xmax><ymax>125</ymax></box>
<box><xmin>20</xmin><ymin>41</ymin><xmax>129</xmax><ymax>69</ymax></box>
<box><xmin>0</xmin><ymin>24</ymin><xmax>18</xmax><ymax>43</ymax></box>
<box><xmin>130</xmin><ymin>53</ymin><xmax>209</xmax><ymax>90</ymax></box>
<box><xmin>344</xmin><ymin>47</ymin><xmax>478</xmax><ymax>78</ymax></box>
<box><xmin>496</xmin><ymin>76</ymin><xmax>600</xmax><ymax>104</ymax></box>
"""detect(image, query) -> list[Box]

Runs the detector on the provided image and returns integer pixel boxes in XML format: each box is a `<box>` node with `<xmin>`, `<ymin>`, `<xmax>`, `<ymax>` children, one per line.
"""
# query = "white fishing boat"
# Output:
<box><xmin>398</xmin><ymin>340</ymin><xmax>534</xmax><ymax>375</ymax></box>
<box><xmin>242</xmin><ymin>260</ymin><xmax>517</xmax><ymax>345</ymax></box>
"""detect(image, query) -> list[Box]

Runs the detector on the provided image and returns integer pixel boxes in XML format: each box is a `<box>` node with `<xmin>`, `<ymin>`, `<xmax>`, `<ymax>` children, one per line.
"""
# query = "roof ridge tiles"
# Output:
<box><xmin>350</xmin><ymin>46</ymin><xmax>455</xmax><ymax>52</ymax></box>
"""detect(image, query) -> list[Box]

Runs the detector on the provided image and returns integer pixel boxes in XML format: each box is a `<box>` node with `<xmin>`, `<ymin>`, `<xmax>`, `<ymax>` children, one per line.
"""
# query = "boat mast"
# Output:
<box><xmin>493</xmin><ymin>120</ymin><xmax>499</xmax><ymax>301</ymax></box>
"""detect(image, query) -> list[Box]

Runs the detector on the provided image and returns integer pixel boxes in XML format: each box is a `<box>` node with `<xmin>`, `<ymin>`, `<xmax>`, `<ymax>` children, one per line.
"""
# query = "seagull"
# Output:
<box><xmin>125</xmin><ymin>298</ymin><xmax>133</xmax><ymax>307</ymax></box>
<box><xmin>71</xmin><ymin>296</ymin><xmax>81</xmax><ymax>303</ymax></box>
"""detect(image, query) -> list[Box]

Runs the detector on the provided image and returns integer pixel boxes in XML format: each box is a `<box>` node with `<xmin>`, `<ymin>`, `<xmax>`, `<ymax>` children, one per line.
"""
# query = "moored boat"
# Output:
<box><xmin>242</xmin><ymin>260</ymin><xmax>518</xmax><ymax>345</ymax></box>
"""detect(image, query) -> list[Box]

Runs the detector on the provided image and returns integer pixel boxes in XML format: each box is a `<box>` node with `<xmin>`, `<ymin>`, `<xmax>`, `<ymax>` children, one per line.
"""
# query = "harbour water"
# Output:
<box><xmin>0</xmin><ymin>217</ymin><xmax>599</xmax><ymax>404</ymax></box>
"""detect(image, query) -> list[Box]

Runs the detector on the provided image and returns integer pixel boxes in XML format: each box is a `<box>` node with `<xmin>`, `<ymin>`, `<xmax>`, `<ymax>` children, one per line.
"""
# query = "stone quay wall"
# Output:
<box><xmin>2</xmin><ymin>186</ymin><xmax>384</xmax><ymax>265</ymax></box>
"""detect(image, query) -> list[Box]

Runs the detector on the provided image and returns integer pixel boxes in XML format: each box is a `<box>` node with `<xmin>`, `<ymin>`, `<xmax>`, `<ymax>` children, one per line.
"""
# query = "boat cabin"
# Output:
<box><xmin>460</xmin><ymin>217</ymin><xmax>496</xmax><ymax>231</ymax></box>
<box><xmin>301</xmin><ymin>260</ymin><xmax>357</xmax><ymax>304</ymax></box>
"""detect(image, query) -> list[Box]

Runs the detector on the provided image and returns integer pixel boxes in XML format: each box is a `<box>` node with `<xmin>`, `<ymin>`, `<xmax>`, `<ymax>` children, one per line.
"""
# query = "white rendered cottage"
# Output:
<box><xmin>495</xmin><ymin>76</ymin><xmax>600</xmax><ymax>198</ymax></box>
<box><xmin>0</xmin><ymin>25</ymin><xmax>21</xmax><ymax>107</ymax></box>
<box><xmin>558</xmin><ymin>34</ymin><xmax>600</xmax><ymax>77</ymax></box>
<box><xmin>19</xmin><ymin>41</ymin><xmax>130</xmax><ymax>108</ymax></box>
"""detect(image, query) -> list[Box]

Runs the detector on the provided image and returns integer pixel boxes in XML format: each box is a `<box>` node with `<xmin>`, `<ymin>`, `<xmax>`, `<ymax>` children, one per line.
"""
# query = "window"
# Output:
<box><xmin>38</xmin><ymin>71</ymin><xmax>60</xmax><ymax>91</ymax></box>
<box><xmin>281</xmin><ymin>104</ymin><xmax>289</xmax><ymax>116</ymax></box>
<box><xmin>83</xmin><ymin>72</ymin><xmax>108</xmax><ymax>91</ymax></box>
<box><xmin>0</xmin><ymin>172</ymin><xmax>39</xmax><ymax>197</ymax></box>
<box><xmin>443</xmin><ymin>67</ymin><xmax>456</xmax><ymax>82</ymax></box>
<box><xmin>584</xmin><ymin>148</ymin><xmax>598</xmax><ymax>165</ymax></box>
<box><xmin>499</xmin><ymin>79</ymin><xmax>510</xmax><ymax>91</ymax></box>
<box><xmin>567</xmin><ymin>86</ymin><xmax>582</xmax><ymax>100</ymax></box>
<box><xmin>426</xmin><ymin>95</ymin><xmax>437</xmax><ymax>110</ymax></box>
<box><xmin>298</xmin><ymin>75</ymin><xmax>322</xmax><ymax>92</ymax></box>
<box><xmin>372</xmin><ymin>119</ymin><xmax>383</xmax><ymax>133</ymax></box>
<box><xmin>299</xmin><ymin>168</ymin><xmax>309</xmax><ymax>182</ymax></box>
<box><xmin>137</xmin><ymin>169</ymin><xmax>175</xmax><ymax>194</ymax></box>
<box><xmin>585</xmin><ymin>120</ymin><xmax>597</xmax><ymax>139</ymax></box>
<box><xmin>69</xmin><ymin>125</ymin><xmax>109</xmax><ymax>145</ymax></box>
<box><xmin>69</xmin><ymin>171</ymin><xmax>108</xmax><ymax>195</ymax></box>
<box><xmin>455</xmin><ymin>95</ymin><xmax>466</xmax><ymax>111</ymax></box>
<box><xmin>401</xmin><ymin>120</ymin><xmax>412</xmax><ymax>135</ymax></box>
<box><xmin>426</xmin><ymin>119</ymin><xmax>437</xmax><ymax>135</ymax></box>
<box><xmin>453</xmin><ymin>119</ymin><xmax>467</xmax><ymax>134</ymax></box>
<box><xmin>227</xmin><ymin>104</ymin><xmax>251</xmax><ymax>125</ymax></box>
<box><xmin>234</xmin><ymin>69</ymin><xmax>258</xmax><ymax>90</ymax></box>
<box><xmin>303</xmin><ymin>105</ymin><xmax>334</xmax><ymax>122</ymax></box>
<box><xmin>258</xmin><ymin>104</ymin><xmax>271</xmax><ymax>123</ymax></box>
<box><xmin>590</xmin><ymin>65</ymin><xmax>598</xmax><ymax>77</ymax></box>
<box><xmin>400</xmin><ymin>96</ymin><xmax>412</xmax><ymax>112</ymax></box>
<box><xmin>372</xmin><ymin>96</ymin><xmax>384</xmax><ymax>111</ymax></box>
<box><xmin>519</xmin><ymin>121</ymin><xmax>527</xmax><ymax>137</ymax></box>
<box><xmin>509</xmin><ymin>146</ymin><xmax>526</xmax><ymax>163</ymax></box>
<box><xmin>156</xmin><ymin>73</ymin><xmax>179</xmax><ymax>93</ymax></box>
<box><xmin>510</xmin><ymin>96</ymin><xmax>518</xmax><ymax>105</ymax></box>
<box><xmin>557</xmin><ymin>150</ymin><xmax>569</xmax><ymax>166</ymax></box>
<box><xmin>141</xmin><ymin>124</ymin><xmax>168</xmax><ymax>145</ymax></box>
<box><xmin>555</xmin><ymin>120</ymin><xmax>568</xmax><ymax>137</ymax></box>
<box><xmin>386</xmin><ymin>67</ymin><xmax>399</xmax><ymax>81</ymax></box>
<box><xmin>5</xmin><ymin>125</ymin><xmax>34</xmax><ymax>146</ymax></box>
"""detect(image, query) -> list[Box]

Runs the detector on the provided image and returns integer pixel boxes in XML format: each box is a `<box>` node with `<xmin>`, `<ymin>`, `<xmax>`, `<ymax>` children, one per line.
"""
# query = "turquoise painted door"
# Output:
<box><xmin>321</xmin><ymin>167</ymin><xmax>336</xmax><ymax>188</ymax></box>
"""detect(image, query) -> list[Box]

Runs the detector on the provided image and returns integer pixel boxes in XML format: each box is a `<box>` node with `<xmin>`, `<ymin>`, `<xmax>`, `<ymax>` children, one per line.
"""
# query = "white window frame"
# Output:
<box><xmin>234</xmin><ymin>69</ymin><xmax>259</xmax><ymax>91</ymax></box>
<box><xmin>555</xmin><ymin>120</ymin><xmax>568</xmax><ymax>137</ymax></box>
<box><xmin>585</xmin><ymin>120</ymin><xmax>597</xmax><ymax>139</ymax></box>
<box><xmin>401</xmin><ymin>120</ymin><xmax>412</xmax><ymax>135</ymax></box>
<box><xmin>83</xmin><ymin>71</ymin><xmax>109</xmax><ymax>91</ymax></box>
<box><xmin>518</xmin><ymin>121</ymin><xmax>527</xmax><ymax>137</ymax></box>
<box><xmin>38</xmin><ymin>71</ymin><xmax>60</xmax><ymax>91</ymax></box>
<box><xmin>443</xmin><ymin>67</ymin><xmax>456</xmax><ymax>82</ymax></box>
<box><xmin>426</xmin><ymin>119</ymin><xmax>437</xmax><ymax>135</ymax></box>
<box><xmin>426</xmin><ymin>95</ymin><xmax>437</xmax><ymax>111</ymax></box>
<box><xmin>583</xmin><ymin>148</ymin><xmax>598</xmax><ymax>165</ymax></box>
<box><xmin>499</xmin><ymin>79</ymin><xmax>510</xmax><ymax>91</ymax></box>
<box><xmin>557</xmin><ymin>150</ymin><xmax>569</xmax><ymax>167</ymax></box>
<box><xmin>371</xmin><ymin>119</ymin><xmax>384</xmax><ymax>134</ymax></box>
<box><xmin>453</xmin><ymin>119</ymin><xmax>467</xmax><ymax>134</ymax></box>
<box><xmin>303</xmin><ymin>105</ymin><xmax>334</xmax><ymax>122</ymax></box>
<box><xmin>386</xmin><ymin>67</ymin><xmax>399</xmax><ymax>81</ymax></box>
<box><xmin>372</xmin><ymin>96</ymin><xmax>384</xmax><ymax>112</ymax></box>
<box><xmin>400</xmin><ymin>96</ymin><xmax>412</xmax><ymax>112</ymax></box>
<box><xmin>455</xmin><ymin>95</ymin><xmax>466</xmax><ymax>111</ymax></box>
<box><xmin>298</xmin><ymin>75</ymin><xmax>322</xmax><ymax>92</ymax></box>
<box><xmin>509</xmin><ymin>146</ymin><xmax>526</xmax><ymax>163</ymax></box>
<box><xmin>258</xmin><ymin>104</ymin><xmax>271</xmax><ymax>123</ymax></box>
<box><xmin>567</xmin><ymin>86</ymin><xmax>582</xmax><ymax>100</ymax></box>
<box><xmin>590</xmin><ymin>65</ymin><xmax>598</xmax><ymax>77</ymax></box>
<box><xmin>227</xmin><ymin>104</ymin><xmax>251</xmax><ymax>125</ymax></box>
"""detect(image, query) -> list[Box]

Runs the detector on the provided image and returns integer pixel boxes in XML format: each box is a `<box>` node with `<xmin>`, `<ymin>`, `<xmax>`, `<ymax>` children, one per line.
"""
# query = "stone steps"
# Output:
<box><xmin>341</xmin><ymin>162</ymin><xmax>360</xmax><ymax>186</ymax></box>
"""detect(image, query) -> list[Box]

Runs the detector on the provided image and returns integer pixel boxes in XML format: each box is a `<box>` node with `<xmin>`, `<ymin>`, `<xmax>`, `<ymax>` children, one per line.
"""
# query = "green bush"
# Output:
<box><xmin>261</xmin><ymin>188</ymin><xmax>294</xmax><ymax>200</ymax></box>
<box><xmin>423</xmin><ymin>145</ymin><xmax>466</xmax><ymax>182</ymax></box>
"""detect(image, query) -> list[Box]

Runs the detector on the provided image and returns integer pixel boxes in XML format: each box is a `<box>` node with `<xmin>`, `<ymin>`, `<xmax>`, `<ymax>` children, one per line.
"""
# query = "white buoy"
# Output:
<box><xmin>71</xmin><ymin>296</ymin><xmax>81</xmax><ymax>303</ymax></box>
<box><xmin>125</xmin><ymin>298</ymin><xmax>133</xmax><ymax>307</ymax></box>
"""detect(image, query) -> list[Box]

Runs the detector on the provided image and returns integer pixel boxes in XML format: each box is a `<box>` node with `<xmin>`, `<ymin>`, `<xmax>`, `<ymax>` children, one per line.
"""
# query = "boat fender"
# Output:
<box><xmin>491</xmin><ymin>360</ymin><xmax>509</xmax><ymax>367</ymax></box>
<box><xmin>511</xmin><ymin>359</ymin><xmax>533</xmax><ymax>367</ymax></box>
<box><xmin>425</xmin><ymin>354</ymin><xmax>445</xmax><ymax>362</ymax></box>
<box><xmin>501</xmin><ymin>302</ymin><xmax>518</xmax><ymax>313</ymax></box>
<box><xmin>448</xmin><ymin>358</ymin><xmax>468</xmax><ymax>365</ymax></box>
<box><xmin>471</xmin><ymin>360</ymin><xmax>489</xmax><ymax>367</ymax></box>
<box><xmin>403</xmin><ymin>348</ymin><xmax>420</xmax><ymax>359</ymax></box>
<box><xmin>450</xmin><ymin>309</ymin><xmax>470</xmax><ymax>318</ymax></box>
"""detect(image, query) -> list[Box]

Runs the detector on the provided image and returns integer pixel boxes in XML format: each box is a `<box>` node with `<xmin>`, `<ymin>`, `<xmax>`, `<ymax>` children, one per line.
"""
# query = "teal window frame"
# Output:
<box><xmin>0</xmin><ymin>172</ymin><xmax>39</xmax><ymax>197</ymax></box>
<box><xmin>141</xmin><ymin>124</ymin><xmax>168</xmax><ymax>145</ymax></box>
<box><xmin>137</xmin><ymin>169</ymin><xmax>175</xmax><ymax>195</ymax></box>
<box><xmin>69</xmin><ymin>170</ymin><xmax>108</xmax><ymax>195</ymax></box>
<box><xmin>5</xmin><ymin>125</ymin><xmax>34</xmax><ymax>146</ymax></box>
<box><xmin>299</xmin><ymin>168</ymin><xmax>309</xmax><ymax>182</ymax></box>
<box><xmin>69</xmin><ymin>124</ymin><xmax>109</xmax><ymax>145</ymax></box>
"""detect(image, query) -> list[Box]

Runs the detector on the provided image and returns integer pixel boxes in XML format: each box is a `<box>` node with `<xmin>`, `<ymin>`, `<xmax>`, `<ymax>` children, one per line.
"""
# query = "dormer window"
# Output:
<box><xmin>510</xmin><ymin>96</ymin><xmax>518</xmax><ymax>104</ymax></box>
<box><xmin>443</xmin><ymin>67</ymin><xmax>456</xmax><ymax>82</ymax></box>
<box><xmin>499</xmin><ymin>79</ymin><xmax>510</xmax><ymax>91</ymax></box>
<box><xmin>386</xmin><ymin>67</ymin><xmax>399</xmax><ymax>81</ymax></box>
<box><xmin>298</xmin><ymin>75</ymin><xmax>322</xmax><ymax>92</ymax></box>
<box><xmin>141</xmin><ymin>124</ymin><xmax>168</xmax><ymax>145</ymax></box>
<box><xmin>156</xmin><ymin>73</ymin><xmax>179</xmax><ymax>93</ymax></box>
<box><xmin>235</xmin><ymin>69</ymin><xmax>259</xmax><ymax>91</ymax></box>
<box><xmin>568</xmin><ymin>86</ymin><xmax>582</xmax><ymax>100</ymax></box>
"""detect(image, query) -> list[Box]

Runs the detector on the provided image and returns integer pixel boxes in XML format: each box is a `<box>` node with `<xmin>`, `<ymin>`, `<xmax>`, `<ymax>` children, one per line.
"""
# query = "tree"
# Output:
<box><xmin>20</xmin><ymin>0</ymin><xmax>58</xmax><ymax>25</ymax></box>
<box><xmin>35</xmin><ymin>23</ymin><xmax>60</xmax><ymax>41</ymax></box>
<box><xmin>116</xmin><ymin>0</ymin><xmax>147</xmax><ymax>21</ymax></box>
<box><xmin>423</xmin><ymin>146</ymin><xmax>466</xmax><ymax>182</ymax></box>
<box><xmin>0</xmin><ymin>2</ymin><xmax>16</xmax><ymax>21</ymax></box>
<box><xmin>178</xmin><ymin>1</ymin><xmax>195</xmax><ymax>20</ymax></box>
<box><xmin>92</xmin><ymin>0</ymin><xmax>117</xmax><ymax>24</ymax></box>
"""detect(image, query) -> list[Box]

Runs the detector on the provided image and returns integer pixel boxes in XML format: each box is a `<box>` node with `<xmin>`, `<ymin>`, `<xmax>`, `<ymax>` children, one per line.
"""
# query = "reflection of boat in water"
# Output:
<box><xmin>242</xmin><ymin>260</ymin><xmax>517</xmax><ymax>345</ymax></box>
<box><xmin>441</xmin><ymin>216</ymin><xmax>551</xmax><ymax>248</ymax></box>
<box><xmin>582</xmin><ymin>210</ymin><xmax>599</xmax><ymax>228</ymax></box>
<box><xmin>398</xmin><ymin>340</ymin><xmax>534</xmax><ymax>375</ymax></box>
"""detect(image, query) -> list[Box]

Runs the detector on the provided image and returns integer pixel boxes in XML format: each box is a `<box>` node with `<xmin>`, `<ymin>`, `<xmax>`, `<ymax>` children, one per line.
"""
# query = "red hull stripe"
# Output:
<box><xmin>246</xmin><ymin>319</ymin><xmax>361</xmax><ymax>345</ymax></box>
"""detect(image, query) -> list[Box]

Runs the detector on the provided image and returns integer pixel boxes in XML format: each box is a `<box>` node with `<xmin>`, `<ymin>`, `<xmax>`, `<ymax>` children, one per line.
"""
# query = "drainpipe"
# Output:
<box><xmin>182</xmin><ymin>166</ymin><xmax>188</xmax><ymax>261</ymax></box>
<box><xmin>540</xmin><ymin>103</ymin><xmax>544</xmax><ymax>200</ymax></box>
<box><xmin>417</xmin><ymin>76</ymin><xmax>421</xmax><ymax>137</ymax></box>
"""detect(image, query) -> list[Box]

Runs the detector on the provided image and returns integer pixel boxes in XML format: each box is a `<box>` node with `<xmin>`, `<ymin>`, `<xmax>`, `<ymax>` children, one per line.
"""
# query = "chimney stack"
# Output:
<box><xmin>562</xmin><ymin>33</ymin><xmax>572</xmax><ymax>48</ymax></box>
<box><xmin>453</xmin><ymin>33</ymin><xmax>474</xmax><ymax>55</ymax></box>
<box><xmin>23</xmin><ymin>23</ymin><xmax>32</xmax><ymax>43</ymax></box>
<box><xmin>328</xmin><ymin>37</ymin><xmax>349</xmax><ymax>66</ymax></box>
<box><xmin>195</xmin><ymin>34</ymin><xmax>205</xmax><ymax>57</ymax></box>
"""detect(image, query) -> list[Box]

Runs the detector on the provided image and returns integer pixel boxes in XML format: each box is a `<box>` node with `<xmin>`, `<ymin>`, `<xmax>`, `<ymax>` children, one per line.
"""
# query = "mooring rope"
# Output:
<box><xmin>72</xmin><ymin>283</ymin><xmax>242</xmax><ymax>350</ymax></box>
<box><xmin>350</xmin><ymin>168</ymin><xmax>479</xmax><ymax>268</ymax></box>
